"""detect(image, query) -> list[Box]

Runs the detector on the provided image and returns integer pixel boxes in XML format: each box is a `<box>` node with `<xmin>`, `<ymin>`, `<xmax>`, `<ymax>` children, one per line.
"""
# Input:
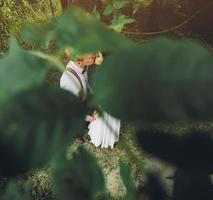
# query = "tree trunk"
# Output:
<box><xmin>147</xmin><ymin>0</ymin><xmax>163</xmax><ymax>29</ymax></box>
<box><xmin>60</xmin><ymin>0</ymin><xmax>69</xmax><ymax>11</ymax></box>
<box><xmin>49</xmin><ymin>0</ymin><xmax>55</xmax><ymax>16</ymax></box>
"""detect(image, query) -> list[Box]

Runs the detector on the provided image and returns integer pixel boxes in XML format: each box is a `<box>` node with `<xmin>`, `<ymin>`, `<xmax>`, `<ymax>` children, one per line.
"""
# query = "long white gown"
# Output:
<box><xmin>88</xmin><ymin>112</ymin><xmax>120</xmax><ymax>148</ymax></box>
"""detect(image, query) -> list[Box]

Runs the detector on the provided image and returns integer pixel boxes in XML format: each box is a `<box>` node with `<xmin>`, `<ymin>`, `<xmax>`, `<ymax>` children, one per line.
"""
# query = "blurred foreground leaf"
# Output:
<box><xmin>21</xmin><ymin>7</ymin><xmax>134</xmax><ymax>56</ymax></box>
<box><xmin>119</xmin><ymin>161</ymin><xmax>136</xmax><ymax>200</ymax></box>
<box><xmin>54</xmin><ymin>147</ymin><xmax>105</xmax><ymax>200</ymax></box>
<box><xmin>173</xmin><ymin>169</ymin><xmax>213</xmax><ymax>200</ymax></box>
<box><xmin>0</xmin><ymin>38</ymin><xmax>48</xmax><ymax>102</ymax></box>
<box><xmin>20</xmin><ymin>22</ymin><xmax>54</xmax><ymax>47</ymax></box>
<box><xmin>137</xmin><ymin>130</ymin><xmax>213</xmax><ymax>172</ymax></box>
<box><xmin>0</xmin><ymin>87</ymin><xmax>87</xmax><ymax>177</ymax></box>
<box><xmin>92</xmin><ymin>37</ymin><xmax>213</xmax><ymax>123</ymax></box>
<box><xmin>146</xmin><ymin>174</ymin><xmax>166</xmax><ymax>200</ymax></box>
<box><xmin>3</xmin><ymin>181</ymin><xmax>32</xmax><ymax>200</ymax></box>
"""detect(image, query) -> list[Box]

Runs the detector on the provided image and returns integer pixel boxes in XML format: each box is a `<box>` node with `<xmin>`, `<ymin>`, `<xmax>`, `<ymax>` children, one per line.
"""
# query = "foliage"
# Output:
<box><xmin>0</xmin><ymin>38</ymin><xmax>48</xmax><ymax>102</ymax></box>
<box><xmin>21</xmin><ymin>7</ymin><xmax>134</xmax><ymax>60</ymax></box>
<box><xmin>0</xmin><ymin>86</ymin><xmax>87</xmax><ymax>178</ymax></box>
<box><xmin>0</xmin><ymin>3</ymin><xmax>213</xmax><ymax>200</ymax></box>
<box><xmin>137</xmin><ymin>129</ymin><xmax>213</xmax><ymax>172</ymax></box>
<box><xmin>119</xmin><ymin>161</ymin><xmax>136</xmax><ymax>200</ymax></box>
<box><xmin>137</xmin><ymin>129</ymin><xmax>213</xmax><ymax>200</ymax></box>
<box><xmin>101</xmin><ymin>0</ymin><xmax>136</xmax><ymax>32</ymax></box>
<box><xmin>92</xmin><ymin>5</ymin><xmax>101</xmax><ymax>20</ymax></box>
<box><xmin>54</xmin><ymin>147</ymin><xmax>106</xmax><ymax>200</ymax></box>
<box><xmin>92</xmin><ymin>37</ymin><xmax>213</xmax><ymax>123</ymax></box>
<box><xmin>109</xmin><ymin>14</ymin><xmax>135</xmax><ymax>33</ymax></box>
<box><xmin>3</xmin><ymin>181</ymin><xmax>32</xmax><ymax>200</ymax></box>
<box><xmin>0</xmin><ymin>0</ymin><xmax>61</xmax><ymax>55</ymax></box>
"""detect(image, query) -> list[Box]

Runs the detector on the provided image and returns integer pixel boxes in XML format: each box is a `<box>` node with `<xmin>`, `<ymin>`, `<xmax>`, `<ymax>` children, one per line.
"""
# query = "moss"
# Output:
<box><xmin>29</xmin><ymin>167</ymin><xmax>54</xmax><ymax>200</ymax></box>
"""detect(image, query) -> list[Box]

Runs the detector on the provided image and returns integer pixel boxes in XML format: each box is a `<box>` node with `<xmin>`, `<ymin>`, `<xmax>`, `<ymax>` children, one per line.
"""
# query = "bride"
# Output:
<box><xmin>87</xmin><ymin>53</ymin><xmax>120</xmax><ymax>148</ymax></box>
<box><xmin>88</xmin><ymin>111</ymin><xmax>121</xmax><ymax>148</ymax></box>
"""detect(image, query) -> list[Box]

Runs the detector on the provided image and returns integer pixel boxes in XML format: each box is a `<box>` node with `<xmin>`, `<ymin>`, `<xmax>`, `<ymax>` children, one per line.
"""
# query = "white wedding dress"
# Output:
<box><xmin>88</xmin><ymin>112</ymin><xmax>120</xmax><ymax>148</ymax></box>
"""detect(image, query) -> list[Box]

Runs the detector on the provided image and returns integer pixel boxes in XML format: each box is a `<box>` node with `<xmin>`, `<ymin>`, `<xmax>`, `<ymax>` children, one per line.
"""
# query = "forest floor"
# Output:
<box><xmin>33</xmin><ymin>68</ymin><xmax>149</xmax><ymax>200</ymax></box>
<box><xmin>28</xmin><ymin>68</ymin><xmax>213</xmax><ymax>200</ymax></box>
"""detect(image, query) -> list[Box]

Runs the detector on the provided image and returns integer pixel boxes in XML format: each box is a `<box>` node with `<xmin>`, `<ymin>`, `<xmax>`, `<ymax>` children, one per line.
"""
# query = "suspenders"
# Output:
<box><xmin>65</xmin><ymin>67</ymin><xmax>86</xmax><ymax>100</ymax></box>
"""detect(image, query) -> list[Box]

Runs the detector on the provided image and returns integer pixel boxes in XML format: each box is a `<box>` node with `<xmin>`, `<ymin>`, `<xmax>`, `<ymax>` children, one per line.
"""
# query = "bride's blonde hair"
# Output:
<box><xmin>61</xmin><ymin>48</ymin><xmax>72</xmax><ymax>64</ymax></box>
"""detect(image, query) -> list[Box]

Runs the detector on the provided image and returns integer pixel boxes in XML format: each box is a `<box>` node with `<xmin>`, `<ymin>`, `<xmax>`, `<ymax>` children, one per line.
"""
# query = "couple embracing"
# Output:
<box><xmin>60</xmin><ymin>52</ymin><xmax>120</xmax><ymax>148</ymax></box>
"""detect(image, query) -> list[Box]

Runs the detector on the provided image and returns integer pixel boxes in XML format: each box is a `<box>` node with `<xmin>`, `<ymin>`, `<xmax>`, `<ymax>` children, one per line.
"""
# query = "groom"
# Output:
<box><xmin>60</xmin><ymin>52</ymin><xmax>103</xmax><ymax>143</ymax></box>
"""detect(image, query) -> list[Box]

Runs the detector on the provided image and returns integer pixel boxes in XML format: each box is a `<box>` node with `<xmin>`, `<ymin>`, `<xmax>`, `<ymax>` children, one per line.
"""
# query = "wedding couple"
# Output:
<box><xmin>60</xmin><ymin>52</ymin><xmax>120</xmax><ymax>148</ymax></box>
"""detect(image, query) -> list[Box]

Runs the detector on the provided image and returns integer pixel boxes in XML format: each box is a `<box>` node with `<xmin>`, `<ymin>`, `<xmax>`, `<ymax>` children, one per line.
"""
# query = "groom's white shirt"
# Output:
<box><xmin>60</xmin><ymin>60</ymin><xmax>91</xmax><ymax>121</ymax></box>
<box><xmin>60</xmin><ymin>60</ymin><xmax>88</xmax><ymax>97</ymax></box>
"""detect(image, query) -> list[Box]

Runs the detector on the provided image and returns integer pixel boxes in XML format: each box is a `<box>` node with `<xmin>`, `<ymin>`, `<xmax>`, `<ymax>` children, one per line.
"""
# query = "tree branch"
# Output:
<box><xmin>122</xmin><ymin>1</ymin><xmax>213</xmax><ymax>36</ymax></box>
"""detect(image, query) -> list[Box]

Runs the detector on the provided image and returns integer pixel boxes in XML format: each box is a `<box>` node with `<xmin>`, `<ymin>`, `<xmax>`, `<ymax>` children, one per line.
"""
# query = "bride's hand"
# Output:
<box><xmin>93</xmin><ymin>111</ymin><xmax>100</xmax><ymax>118</ymax></box>
<box><xmin>89</xmin><ymin>115</ymin><xmax>96</xmax><ymax>122</ymax></box>
<box><xmin>95</xmin><ymin>52</ymin><xmax>103</xmax><ymax>65</ymax></box>
<box><xmin>90</xmin><ymin>111</ymin><xmax>100</xmax><ymax>122</ymax></box>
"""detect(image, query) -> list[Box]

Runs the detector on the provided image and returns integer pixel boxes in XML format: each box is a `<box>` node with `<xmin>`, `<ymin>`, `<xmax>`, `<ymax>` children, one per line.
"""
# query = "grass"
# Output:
<box><xmin>46</xmin><ymin>69</ymin><xmax>147</xmax><ymax>199</ymax></box>
<box><xmin>21</xmin><ymin>68</ymin><xmax>148</xmax><ymax>199</ymax></box>
<box><xmin>29</xmin><ymin>67</ymin><xmax>213</xmax><ymax>200</ymax></box>
<box><xmin>28</xmin><ymin>117</ymin><xmax>213</xmax><ymax>199</ymax></box>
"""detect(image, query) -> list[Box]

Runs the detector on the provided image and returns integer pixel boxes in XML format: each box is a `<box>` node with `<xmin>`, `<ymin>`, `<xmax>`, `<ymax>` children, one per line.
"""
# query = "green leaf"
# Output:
<box><xmin>109</xmin><ymin>15</ymin><xmax>135</xmax><ymax>32</ymax></box>
<box><xmin>145</xmin><ymin>174</ymin><xmax>166</xmax><ymax>200</ymax></box>
<box><xmin>92</xmin><ymin>37</ymin><xmax>213</xmax><ymax>123</ymax></box>
<box><xmin>55</xmin><ymin>8</ymin><xmax>134</xmax><ymax>54</ymax></box>
<box><xmin>21</xmin><ymin>7</ymin><xmax>134</xmax><ymax>55</ymax></box>
<box><xmin>92</xmin><ymin>6</ymin><xmax>101</xmax><ymax>20</ymax></box>
<box><xmin>119</xmin><ymin>161</ymin><xmax>136</xmax><ymax>200</ymax></box>
<box><xmin>103</xmin><ymin>4</ymin><xmax>114</xmax><ymax>16</ymax></box>
<box><xmin>3</xmin><ymin>181</ymin><xmax>32</xmax><ymax>200</ymax></box>
<box><xmin>113</xmin><ymin>0</ymin><xmax>127</xmax><ymax>9</ymax></box>
<box><xmin>54</xmin><ymin>147</ymin><xmax>106</xmax><ymax>200</ymax></box>
<box><xmin>0</xmin><ymin>38</ymin><xmax>48</xmax><ymax>102</ymax></box>
<box><xmin>137</xmin><ymin>130</ymin><xmax>213</xmax><ymax>172</ymax></box>
<box><xmin>20</xmin><ymin>21</ymin><xmax>54</xmax><ymax>47</ymax></box>
<box><xmin>0</xmin><ymin>87</ymin><xmax>88</xmax><ymax>177</ymax></box>
<box><xmin>173</xmin><ymin>170</ymin><xmax>213</xmax><ymax>200</ymax></box>
<box><xmin>3</xmin><ymin>182</ymin><xmax>22</xmax><ymax>200</ymax></box>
